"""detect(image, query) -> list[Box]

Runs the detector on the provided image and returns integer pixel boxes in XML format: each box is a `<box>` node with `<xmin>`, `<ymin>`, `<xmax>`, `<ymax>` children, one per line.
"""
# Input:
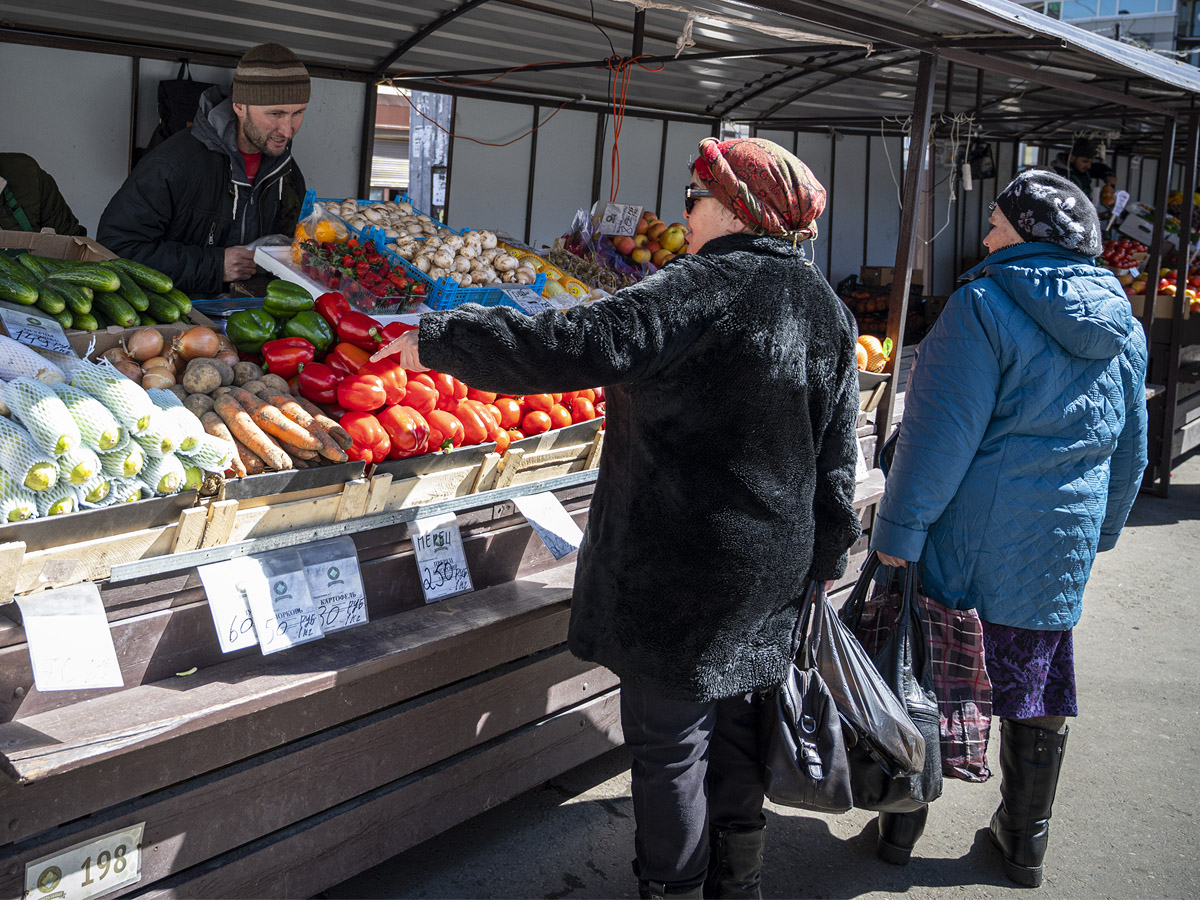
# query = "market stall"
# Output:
<box><xmin>2</xmin><ymin>0</ymin><xmax>1200</xmax><ymax>895</ymax></box>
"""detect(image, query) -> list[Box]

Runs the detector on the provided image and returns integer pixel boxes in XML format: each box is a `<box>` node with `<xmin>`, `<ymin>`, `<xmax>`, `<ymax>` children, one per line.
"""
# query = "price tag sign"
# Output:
<box><xmin>303</xmin><ymin>537</ymin><xmax>369</xmax><ymax>633</ymax></box>
<box><xmin>500</xmin><ymin>285</ymin><xmax>558</xmax><ymax>315</ymax></box>
<box><xmin>1128</xmin><ymin>267</ymin><xmax>1140</xmax><ymax>279</ymax></box>
<box><xmin>0</xmin><ymin>300</ymin><xmax>73</xmax><ymax>355</ymax></box>
<box><xmin>599</xmin><ymin>202</ymin><xmax>644</xmax><ymax>236</ymax></box>
<box><xmin>410</xmin><ymin>512</ymin><xmax>474</xmax><ymax>603</ymax></box>
<box><xmin>16</xmin><ymin>583</ymin><xmax>123</xmax><ymax>692</ymax></box>
<box><xmin>198</xmin><ymin>557</ymin><xmax>261</xmax><ymax>653</ymax></box>
<box><xmin>513</xmin><ymin>492</ymin><xmax>584</xmax><ymax>560</ymax></box>
<box><xmin>1112</xmin><ymin>189</ymin><xmax>1130</xmax><ymax>218</ymax></box>
<box><xmin>25</xmin><ymin>822</ymin><xmax>145</xmax><ymax>900</ymax></box>
<box><xmin>250</xmin><ymin>551</ymin><xmax>325</xmax><ymax>655</ymax></box>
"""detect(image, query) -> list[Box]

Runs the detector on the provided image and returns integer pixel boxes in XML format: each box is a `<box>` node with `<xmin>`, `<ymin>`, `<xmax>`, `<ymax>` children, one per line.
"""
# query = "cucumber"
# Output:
<box><xmin>70</xmin><ymin>311</ymin><xmax>100</xmax><ymax>332</ymax></box>
<box><xmin>0</xmin><ymin>269</ymin><xmax>38</xmax><ymax>305</ymax></box>
<box><xmin>29</xmin><ymin>255</ymin><xmax>73</xmax><ymax>272</ymax></box>
<box><xmin>139</xmin><ymin>312</ymin><xmax>156</xmax><ymax>327</ymax></box>
<box><xmin>0</xmin><ymin>253</ymin><xmax>39</xmax><ymax>289</ymax></box>
<box><xmin>144</xmin><ymin>293</ymin><xmax>182</xmax><ymax>323</ymax></box>
<box><xmin>108</xmin><ymin>258</ymin><xmax>174</xmax><ymax>294</ymax></box>
<box><xmin>17</xmin><ymin>253</ymin><xmax>50</xmax><ymax>281</ymax></box>
<box><xmin>92</xmin><ymin>292</ymin><xmax>139</xmax><ymax>327</ymax></box>
<box><xmin>113</xmin><ymin>268</ymin><xmax>149</xmax><ymax>311</ymax></box>
<box><xmin>34</xmin><ymin>286</ymin><xmax>66</xmax><ymax>315</ymax></box>
<box><xmin>265</xmin><ymin>279</ymin><xmax>313</xmax><ymax>301</ymax></box>
<box><xmin>44</xmin><ymin>265</ymin><xmax>120</xmax><ymax>293</ymax></box>
<box><xmin>163</xmin><ymin>288</ymin><xmax>192</xmax><ymax>315</ymax></box>
<box><xmin>52</xmin><ymin>309</ymin><xmax>75</xmax><ymax>329</ymax></box>
<box><xmin>43</xmin><ymin>277</ymin><xmax>93</xmax><ymax>315</ymax></box>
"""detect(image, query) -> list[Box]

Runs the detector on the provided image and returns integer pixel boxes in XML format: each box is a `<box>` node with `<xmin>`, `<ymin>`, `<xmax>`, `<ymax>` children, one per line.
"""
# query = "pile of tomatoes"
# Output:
<box><xmin>1100</xmin><ymin>238</ymin><xmax>1147</xmax><ymax>269</ymax></box>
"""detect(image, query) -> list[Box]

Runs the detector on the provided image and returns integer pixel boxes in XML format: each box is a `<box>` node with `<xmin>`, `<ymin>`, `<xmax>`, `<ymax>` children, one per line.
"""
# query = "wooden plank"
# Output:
<box><xmin>223</xmin><ymin>494</ymin><xmax>340</xmax><ymax>543</ymax></box>
<box><xmin>171</xmin><ymin>508</ymin><xmax>208</xmax><ymax>554</ymax></box>
<box><xmin>493</xmin><ymin>447</ymin><xmax>525</xmax><ymax>490</ymax></box>
<box><xmin>471</xmin><ymin>452</ymin><xmax>502</xmax><ymax>494</ymax></box>
<box><xmin>0</xmin><ymin>652</ymin><xmax>618</xmax><ymax>899</ymax></box>
<box><xmin>125</xmin><ymin>689</ymin><xmax>623</xmax><ymax>900</ymax></box>
<box><xmin>14</xmin><ymin>525</ymin><xmax>179</xmax><ymax>595</ymax></box>
<box><xmin>363</xmin><ymin>473</ymin><xmax>393</xmax><ymax>515</ymax></box>
<box><xmin>200</xmin><ymin>500</ymin><xmax>238</xmax><ymax>549</ymax></box>
<box><xmin>334</xmin><ymin>478</ymin><xmax>370</xmax><ymax>522</ymax></box>
<box><xmin>853</xmin><ymin>468</ymin><xmax>885</xmax><ymax>510</ymax></box>
<box><xmin>386</xmin><ymin>465</ymin><xmax>481</xmax><ymax>509</ymax></box>
<box><xmin>585</xmin><ymin>428</ymin><xmax>605</xmax><ymax>469</ymax></box>
<box><xmin>0</xmin><ymin>542</ymin><xmax>25</xmax><ymax>606</ymax></box>
<box><xmin>494</xmin><ymin>443</ymin><xmax>593</xmax><ymax>489</ymax></box>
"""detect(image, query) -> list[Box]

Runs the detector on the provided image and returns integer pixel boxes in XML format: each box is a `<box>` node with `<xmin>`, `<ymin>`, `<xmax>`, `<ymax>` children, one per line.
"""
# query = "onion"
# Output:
<box><xmin>163</xmin><ymin>347</ymin><xmax>185</xmax><ymax>374</ymax></box>
<box><xmin>174</xmin><ymin>326</ymin><xmax>221</xmax><ymax>360</ymax></box>
<box><xmin>113</xmin><ymin>360</ymin><xmax>143</xmax><ymax>384</ymax></box>
<box><xmin>216</xmin><ymin>333</ymin><xmax>236</xmax><ymax>354</ymax></box>
<box><xmin>126</xmin><ymin>327</ymin><xmax>164</xmax><ymax>362</ymax></box>
<box><xmin>101</xmin><ymin>347</ymin><xmax>132</xmax><ymax>365</ymax></box>
<box><xmin>143</xmin><ymin>355</ymin><xmax>172</xmax><ymax>373</ymax></box>
<box><xmin>141</xmin><ymin>367</ymin><xmax>176</xmax><ymax>389</ymax></box>
<box><xmin>215</xmin><ymin>349</ymin><xmax>241</xmax><ymax>367</ymax></box>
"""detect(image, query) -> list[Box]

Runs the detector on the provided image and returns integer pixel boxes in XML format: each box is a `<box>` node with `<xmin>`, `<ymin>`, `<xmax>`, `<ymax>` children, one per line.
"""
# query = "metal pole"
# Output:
<box><xmin>874</xmin><ymin>51</ymin><xmax>938</xmax><ymax>453</ymax></box>
<box><xmin>1140</xmin><ymin>116</ymin><xmax>1177</xmax><ymax>340</ymax></box>
<box><xmin>1156</xmin><ymin>111</ymin><xmax>1199</xmax><ymax>497</ymax></box>
<box><xmin>357</xmin><ymin>80</ymin><xmax>378</xmax><ymax>200</ymax></box>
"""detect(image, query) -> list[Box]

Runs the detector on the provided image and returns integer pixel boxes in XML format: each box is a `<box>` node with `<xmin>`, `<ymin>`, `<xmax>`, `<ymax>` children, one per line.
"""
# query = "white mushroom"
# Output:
<box><xmin>444</xmin><ymin>234</ymin><xmax>465</xmax><ymax>250</ymax></box>
<box><xmin>433</xmin><ymin>247</ymin><xmax>455</xmax><ymax>269</ymax></box>
<box><xmin>480</xmin><ymin>231</ymin><xmax>498</xmax><ymax>250</ymax></box>
<box><xmin>429</xmin><ymin>266</ymin><xmax>450</xmax><ymax>280</ymax></box>
<box><xmin>413</xmin><ymin>255</ymin><xmax>432</xmax><ymax>273</ymax></box>
<box><xmin>493</xmin><ymin>253</ymin><xmax>518</xmax><ymax>273</ymax></box>
<box><xmin>500</xmin><ymin>270</ymin><xmax>518</xmax><ymax>283</ymax></box>
<box><xmin>452</xmin><ymin>255</ymin><xmax>471</xmax><ymax>274</ymax></box>
<box><xmin>396</xmin><ymin>201</ymin><xmax>413</xmax><ymax>215</ymax></box>
<box><xmin>481</xmin><ymin>247</ymin><xmax>501</xmax><ymax>262</ymax></box>
<box><xmin>405</xmin><ymin>222</ymin><xmax>425</xmax><ymax>235</ymax></box>
<box><xmin>397</xmin><ymin>243</ymin><xmax>418</xmax><ymax>260</ymax></box>
<box><xmin>514</xmin><ymin>267</ymin><xmax>537</xmax><ymax>285</ymax></box>
<box><xmin>417</xmin><ymin>213</ymin><xmax>432</xmax><ymax>223</ymax></box>
<box><xmin>362</xmin><ymin>207</ymin><xmax>384</xmax><ymax>224</ymax></box>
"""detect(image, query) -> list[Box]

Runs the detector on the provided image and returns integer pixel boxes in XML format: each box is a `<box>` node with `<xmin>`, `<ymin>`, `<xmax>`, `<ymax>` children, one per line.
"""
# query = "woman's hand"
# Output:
<box><xmin>370</xmin><ymin>330</ymin><xmax>427</xmax><ymax>371</ymax></box>
<box><xmin>876</xmin><ymin>552</ymin><xmax>909</xmax><ymax>568</ymax></box>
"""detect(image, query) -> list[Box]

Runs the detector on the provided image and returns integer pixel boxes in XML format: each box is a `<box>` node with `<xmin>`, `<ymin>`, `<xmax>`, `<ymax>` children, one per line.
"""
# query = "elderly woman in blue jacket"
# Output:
<box><xmin>870</xmin><ymin>170</ymin><xmax>1148</xmax><ymax>887</ymax></box>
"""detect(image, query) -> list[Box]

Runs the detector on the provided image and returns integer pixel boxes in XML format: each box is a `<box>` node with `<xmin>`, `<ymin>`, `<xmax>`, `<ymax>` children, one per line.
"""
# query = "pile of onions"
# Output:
<box><xmin>104</xmin><ymin>325</ymin><xmax>231</xmax><ymax>389</ymax></box>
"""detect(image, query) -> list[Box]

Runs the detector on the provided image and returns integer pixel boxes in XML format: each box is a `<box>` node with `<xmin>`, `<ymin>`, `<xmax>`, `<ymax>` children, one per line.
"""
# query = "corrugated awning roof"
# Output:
<box><xmin>1</xmin><ymin>0</ymin><xmax>1197</xmax><ymax>153</ymax></box>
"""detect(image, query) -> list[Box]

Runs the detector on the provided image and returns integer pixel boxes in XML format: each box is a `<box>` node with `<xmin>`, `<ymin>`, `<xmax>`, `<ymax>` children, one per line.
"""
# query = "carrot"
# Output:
<box><xmin>290</xmin><ymin>456</ymin><xmax>310</xmax><ymax>469</ymax></box>
<box><xmin>234</xmin><ymin>438</ymin><xmax>266</xmax><ymax>475</ymax></box>
<box><xmin>214</xmin><ymin>393</ymin><xmax>292</xmax><ymax>470</ymax></box>
<box><xmin>201</xmin><ymin>411</ymin><xmax>246</xmax><ymax>479</ymax></box>
<box><xmin>290</xmin><ymin>394</ymin><xmax>353</xmax><ymax>450</ymax></box>
<box><xmin>279</xmin><ymin>440</ymin><xmax>319</xmax><ymax>461</ymax></box>
<box><xmin>229</xmin><ymin>387</ymin><xmax>320</xmax><ymax>452</ymax></box>
<box><xmin>263</xmin><ymin>391</ymin><xmax>350</xmax><ymax>464</ymax></box>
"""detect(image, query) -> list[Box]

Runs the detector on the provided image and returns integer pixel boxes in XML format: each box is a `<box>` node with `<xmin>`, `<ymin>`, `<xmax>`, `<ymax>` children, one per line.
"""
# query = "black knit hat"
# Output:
<box><xmin>232</xmin><ymin>43</ymin><xmax>310</xmax><ymax>106</ymax></box>
<box><xmin>994</xmin><ymin>169</ymin><xmax>1102</xmax><ymax>257</ymax></box>
<box><xmin>1071</xmin><ymin>137</ymin><xmax>1098</xmax><ymax>158</ymax></box>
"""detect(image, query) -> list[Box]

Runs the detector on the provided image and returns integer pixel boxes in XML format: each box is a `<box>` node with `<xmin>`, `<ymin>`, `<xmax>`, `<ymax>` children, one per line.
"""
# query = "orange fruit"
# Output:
<box><xmin>855</xmin><ymin>344</ymin><xmax>869</xmax><ymax>370</ymax></box>
<box><xmin>857</xmin><ymin>335</ymin><xmax>888</xmax><ymax>373</ymax></box>
<box><xmin>314</xmin><ymin>220</ymin><xmax>343</xmax><ymax>243</ymax></box>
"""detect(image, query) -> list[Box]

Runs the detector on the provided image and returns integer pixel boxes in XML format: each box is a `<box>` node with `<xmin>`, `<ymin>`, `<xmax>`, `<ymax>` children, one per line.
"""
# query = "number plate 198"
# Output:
<box><xmin>25</xmin><ymin>823</ymin><xmax>144</xmax><ymax>900</ymax></box>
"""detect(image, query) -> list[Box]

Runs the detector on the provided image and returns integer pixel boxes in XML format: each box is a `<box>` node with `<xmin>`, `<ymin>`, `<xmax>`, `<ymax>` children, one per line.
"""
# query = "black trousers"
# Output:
<box><xmin>620</xmin><ymin>681</ymin><xmax>767</xmax><ymax>889</ymax></box>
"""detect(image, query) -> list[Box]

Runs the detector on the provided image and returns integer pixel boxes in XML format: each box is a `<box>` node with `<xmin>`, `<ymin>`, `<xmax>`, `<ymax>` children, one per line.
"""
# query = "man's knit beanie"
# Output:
<box><xmin>994</xmin><ymin>169</ymin><xmax>1102</xmax><ymax>257</ymax></box>
<box><xmin>232</xmin><ymin>43</ymin><xmax>310</xmax><ymax>106</ymax></box>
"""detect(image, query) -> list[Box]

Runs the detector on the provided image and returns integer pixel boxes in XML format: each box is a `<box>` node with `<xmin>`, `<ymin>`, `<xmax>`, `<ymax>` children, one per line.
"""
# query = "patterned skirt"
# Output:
<box><xmin>980</xmin><ymin>621</ymin><xmax>1078</xmax><ymax>719</ymax></box>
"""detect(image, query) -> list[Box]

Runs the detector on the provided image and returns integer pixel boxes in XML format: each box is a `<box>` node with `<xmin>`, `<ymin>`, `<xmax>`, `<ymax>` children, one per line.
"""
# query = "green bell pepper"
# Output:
<box><xmin>282</xmin><ymin>309</ymin><xmax>335</xmax><ymax>354</ymax></box>
<box><xmin>226</xmin><ymin>308</ymin><xmax>279</xmax><ymax>353</ymax></box>
<box><xmin>263</xmin><ymin>280</ymin><xmax>315</xmax><ymax>317</ymax></box>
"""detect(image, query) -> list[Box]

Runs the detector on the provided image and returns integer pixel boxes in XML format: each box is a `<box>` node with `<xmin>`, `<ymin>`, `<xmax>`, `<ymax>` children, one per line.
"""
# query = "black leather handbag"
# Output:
<box><xmin>759</xmin><ymin>582</ymin><xmax>853</xmax><ymax>813</ymax></box>
<box><xmin>840</xmin><ymin>554</ymin><xmax>943</xmax><ymax>812</ymax></box>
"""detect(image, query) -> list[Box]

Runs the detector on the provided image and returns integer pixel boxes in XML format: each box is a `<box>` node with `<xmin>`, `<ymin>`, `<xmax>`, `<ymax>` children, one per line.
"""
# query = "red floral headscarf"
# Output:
<box><xmin>693</xmin><ymin>137</ymin><xmax>826</xmax><ymax>242</ymax></box>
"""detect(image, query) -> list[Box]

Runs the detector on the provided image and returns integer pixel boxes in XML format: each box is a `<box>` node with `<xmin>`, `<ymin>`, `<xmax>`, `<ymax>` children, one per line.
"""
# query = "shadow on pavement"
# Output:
<box><xmin>1128</xmin><ymin>480</ymin><xmax>1200</xmax><ymax>528</ymax></box>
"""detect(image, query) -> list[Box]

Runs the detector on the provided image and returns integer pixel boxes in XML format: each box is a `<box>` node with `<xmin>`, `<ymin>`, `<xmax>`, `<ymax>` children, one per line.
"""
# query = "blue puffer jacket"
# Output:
<box><xmin>871</xmin><ymin>242</ymin><xmax>1148</xmax><ymax>630</ymax></box>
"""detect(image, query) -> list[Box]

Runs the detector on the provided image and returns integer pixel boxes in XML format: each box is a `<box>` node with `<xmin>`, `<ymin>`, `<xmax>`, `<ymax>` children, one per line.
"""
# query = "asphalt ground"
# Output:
<box><xmin>325</xmin><ymin>452</ymin><xmax>1200</xmax><ymax>900</ymax></box>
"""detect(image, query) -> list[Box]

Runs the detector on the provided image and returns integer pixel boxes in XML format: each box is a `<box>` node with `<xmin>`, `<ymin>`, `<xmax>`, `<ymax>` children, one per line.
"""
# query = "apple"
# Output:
<box><xmin>613</xmin><ymin>235</ymin><xmax>637</xmax><ymax>256</ymax></box>
<box><xmin>646</xmin><ymin>240</ymin><xmax>661</xmax><ymax>254</ymax></box>
<box><xmin>647</xmin><ymin>220</ymin><xmax>669</xmax><ymax>241</ymax></box>
<box><xmin>651</xmin><ymin>248</ymin><xmax>675</xmax><ymax>267</ymax></box>
<box><xmin>633</xmin><ymin>234</ymin><xmax>649</xmax><ymax>248</ymax></box>
<box><xmin>659</xmin><ymin>225</ymin><xmax>686</xmax><ymax>253</ymax></box>
<box><xmin>1117</xmin><ymin>273</ymin><xmax>1134</xmax><ymax>286</ymax></box>
<box><xmin>635</xmin><ymin>218</ymin><xmax>650</xmax><ymax>235</ymax></box>
<box><xmin>631</xmin><ymin>248</ymin><xmax>652</xmax><ymax>264</ymax></box>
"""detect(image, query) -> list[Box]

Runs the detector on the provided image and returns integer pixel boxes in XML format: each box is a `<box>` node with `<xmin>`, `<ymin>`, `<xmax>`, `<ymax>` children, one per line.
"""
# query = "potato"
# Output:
<box><xmin>183</xmin><ymin>392</ymin><xmax>215</xmax><ymax>417</ymax></box>
<box><xmin>258</xmin><ymin>373</ymin><xmax>290</xmax><ymax>394</ymax></box>
<box><xmin>233</xmin><ymin>361</ymin><xmax>264</xmax><ymax>386</ymax></box>
<box><xmin>181</xmin><ymin>360</ymin><xmax>223</xmax><ymax>395</ymax></box>
<box><xmin>240</xmin><ymin>380</ymin><xmax>268</xmax><ymax>396</ymax></box>
<box><xmin>168</xmin><ymin>384</ymin><xmax>189</xmax><ymax>402</ymax></box>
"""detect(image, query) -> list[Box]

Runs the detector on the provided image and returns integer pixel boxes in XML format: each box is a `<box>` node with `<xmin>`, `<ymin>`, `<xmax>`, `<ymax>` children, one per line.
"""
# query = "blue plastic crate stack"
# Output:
<box><xmin>299</xmin><ymin>191</ymin><xmax>545</xmax><ymax>312</ymax></box>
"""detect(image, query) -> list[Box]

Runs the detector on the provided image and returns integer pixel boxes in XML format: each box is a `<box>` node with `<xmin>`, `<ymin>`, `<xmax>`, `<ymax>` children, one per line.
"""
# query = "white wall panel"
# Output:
<box><xmin>661</xmin><ymin>120</ymin><xmax>714</xmax><ymax>221</ymax></box>
<box><xmin>291</xmin><ymin>78</ymin><xmax>364</xmax><ymax>201</ymax></box>
<box><xmin>597</xmin><ymin>116</ymin><xmax>665</xmax><ymax>215</ymax></box>
<box><xmin>0</xmin><ymin>44</ymin><xmax>132</xmax><ymax>237</ymax></box>
<box><xmin>527</xmin><ymin>109</ymin><xmax>600</xmax><ymax>249</ymax></box>
<box><xmin>928</xmin><ymin>154</ymin><xmax>957</xmax><ymax>297</ymax></box>
<box><xmin>865</xmin><ymin>135</ymin><xmax>903</xmax><ymax>269</ymax></box>
<box><xmin>828</xmin><ymin>134</ymin><xmax>867</xmax><ymax>288</ymax></box>
<box><xmin>447</xmin><ymin>97</ymin><xmax>534</xmax><ymax>237</ymax></box>
<box><xmin>794</xmin><ymin>132</ymin><xmax>832</xmax><ymax>278</ymax></box>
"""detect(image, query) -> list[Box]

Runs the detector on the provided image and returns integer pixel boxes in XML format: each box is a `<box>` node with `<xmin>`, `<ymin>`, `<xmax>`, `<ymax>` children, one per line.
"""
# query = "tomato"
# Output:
<box><xmin>551</xmin><ymin>393</ymin><xmax>563</xmax><ymax>403</ymax></box>
<box><xmin>507</xmin><ymin>427</ymin><xmax>526</xmax><ymax>442</ymax></box>
<box><xmin>524</xmin><ymin>393</ymin><xmax>555</xmax><ymax>413</ymax></box>
<box><xmin>522</xmin><ymin>410</ymin><xmax>552</xmax><ymax>435</ymax></box>
<box><xmin>570</xmin><ymin>397</ymin><xmax>597</xmax><ymax>422</ymax></box>
<box><xmin>493</xmin><ymin>396</ymin><xmax>522</xmax><ymax>429</ymax></box>
<box><xmin>493</xmin><ymin>428</ymin><xmax>512</xmax><ymax>455</ymax></box>
<box><xmin>547</xmin><ymin>403</ymin><xmax>573</xmax><ymax>429</ymax></box>
<box><xmin>485</xmin><ymin>403</ymin><xmax>503</xmax><ymax>429</ymax></box>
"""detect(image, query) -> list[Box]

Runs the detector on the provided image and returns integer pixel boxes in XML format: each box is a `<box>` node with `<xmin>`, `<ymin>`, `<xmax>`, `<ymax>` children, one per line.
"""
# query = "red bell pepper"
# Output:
<box><xmin>466</xmin><ymin>387</ymin><xmax>497</xmax><ymax>404</ymax></box>
<box><xmin>326</xmin><ymin>342</ymin><xmax>372</xmax><ymax>378</ymax></box>
<box><xmin>315</xmin><ymin>291</ymin><xmax>352</xmax><ymax>327</ymax></box>
<box><xmin>358</xmin><ymin>358</ymin><xmax>408</xmax><ymax>406</ymax></box>
<box><xmin>381</xmin><ymin>321</ymin><xmax>419</xmax><ymax>343</ymax></box>
<box><xmin>297</xmin><ymin>361</ymin><xmax>339</xmax><ymax>405</ymax></box>
<box><xmin>340</xmin><ymin>411</ymin><xmax>391</xmax><ymax>464</ymax></box>
<box><xmin>337</xmin><ymin>310</ymin><xmax>383</xmax><ymax>351</ymax></box>
<box><xmin>260</xmin><ymin>337</ymin><xmax>315</xmax><ymax>379</ymax></box>
<box><xmin>377</xmin><ymin>405</ymin><xmax>430</xmax><ymax>458</ymax></box>
<box><xmin>453</xmin><ymin>399</ymin><xmax>494</xmax><ymax>446</ymax></box>
<box><xmin>427</xmin><ymin>409</ymin><xmax>465</xmax><ymax>452</ymax></box>
<box><xmin>403</xmin><ymin>374</ymin><xmax>438</xmax><ymax>417</ymax></box>
<box><xmin>337</xmin><ymin>373</ymin><xmax>388</xmax><ymax>412</ymax></box>
<box><xmin>431</xmin><ymin>372</ymin><xmax>468</xmax><ymax>411</ymax></box>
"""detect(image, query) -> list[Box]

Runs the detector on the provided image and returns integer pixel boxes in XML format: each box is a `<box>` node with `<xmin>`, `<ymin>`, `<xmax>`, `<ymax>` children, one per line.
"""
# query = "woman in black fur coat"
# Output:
<box><xmin>374</xmin><ymin>137</ymin><xmax>862</xmax><ymax>898</ymax></box>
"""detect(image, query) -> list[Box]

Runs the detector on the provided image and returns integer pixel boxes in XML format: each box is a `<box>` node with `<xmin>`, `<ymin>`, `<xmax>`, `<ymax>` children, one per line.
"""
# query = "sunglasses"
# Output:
<box><xmin>685</xmin><ymin>184</ymin><xmax>715</xmax><ymax>214</ymax></box>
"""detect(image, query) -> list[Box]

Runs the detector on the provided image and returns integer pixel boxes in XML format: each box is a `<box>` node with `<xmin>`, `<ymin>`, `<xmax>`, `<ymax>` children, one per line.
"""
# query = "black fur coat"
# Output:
<box><xmin>419</xmin><ymin>232</ymin><xmax>862</xmax><ymax>701</ymax></box>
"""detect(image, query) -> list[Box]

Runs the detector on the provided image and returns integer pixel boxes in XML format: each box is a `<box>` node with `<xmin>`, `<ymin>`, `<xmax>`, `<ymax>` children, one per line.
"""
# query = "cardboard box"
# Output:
<box><xmin>1129</xmin><ymin>292</ymin><xmax>1189</xmax><ymax>321</ymax></box>
<box><xmin>861</xmin><ymin>265</ymin><xmax>924</xmax><ymax>287</ymax></box>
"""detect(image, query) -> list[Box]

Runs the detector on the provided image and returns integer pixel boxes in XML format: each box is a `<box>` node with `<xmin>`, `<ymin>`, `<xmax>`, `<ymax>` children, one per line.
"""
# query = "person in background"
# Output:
<box><xmin>372</xmin><ymin>138</ymin><xmax>863</xmax><ymax>899</ymax></box>
<box><xmin>869</xmin><ymin>170</ymin><xmax>1148</xmax><ymax>887</ymax></box>
<box><xmin>0</xmin><ymin>153</ymin><xmax>86</xmax><ymax>236</ymax></box>
<box><xmin>98</xmin><ymin>43</ymin><xmax>308</xmax><ymax>296</ymax></box>
<box><xmin>1052</xmin><ymin>137</ymin><xmax>1099</xmax><ymax>196</ymax></box>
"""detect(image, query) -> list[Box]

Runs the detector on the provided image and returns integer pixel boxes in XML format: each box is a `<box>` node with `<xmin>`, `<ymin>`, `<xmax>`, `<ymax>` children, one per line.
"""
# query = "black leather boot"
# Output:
<box><xmin>988</xmin><ymin>719</ymin><xmax>1069</xmax><ymax>888</ymax></box>
<box><xmin>703</xmin><ymin>826</ymin><xmax>764</xmax><ymax>899</ymax></box>
<box><xmin>876</xmin><ymin>806</ymin><xmax>929</xmax><ymax>865</ymax></box>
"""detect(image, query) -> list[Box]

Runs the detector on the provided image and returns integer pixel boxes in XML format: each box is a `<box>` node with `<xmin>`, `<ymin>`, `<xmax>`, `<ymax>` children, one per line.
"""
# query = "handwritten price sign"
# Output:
<box><xmin>599</xmin><ymin>202</ymin><xmax>644</xmax><ymax>236</ymax></box>
<box><xmin>15</xmin><ymin>583</ymin><xmax>123</xmax><ymax>692</ymax></box>
<box><xmin>199</xmin><ymin>558</ymin><xmax>261</xmax><ymax>653</ymax></box>
<box><xmin>303</xmin><ymin>537</ymin><xmax>369</xmax><ymax>633</ymax></box>
<box><xmin>248</xmin><ymin>558</ymin><xmax>325</xmax><ymax>655</ymax></box>
<box><xmin>409</xmin><ymin>512</ymin><xmax>474</xmax><ymax>603</ymax></box>
<box><xmin>0</xmin><ymin>301</ymin><xmax>73</xmax><ymax>355</ymax></box>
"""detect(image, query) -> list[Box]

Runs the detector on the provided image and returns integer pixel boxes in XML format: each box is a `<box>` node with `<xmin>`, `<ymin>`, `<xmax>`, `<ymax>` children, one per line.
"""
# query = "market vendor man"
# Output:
<box><xmin>97</xmin><ymin>43</ymin><xmax>308</xmax><ymax>296</ymax></box>
<box><xmin>1052</xmin><ymin>137</ymin><xmax>1101</xmax><ymax>196</ymax></box>
<box><xmin>0</xmin><ymin>153</ymin><xmax>86</xmax><ymax>236</ymax></box>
